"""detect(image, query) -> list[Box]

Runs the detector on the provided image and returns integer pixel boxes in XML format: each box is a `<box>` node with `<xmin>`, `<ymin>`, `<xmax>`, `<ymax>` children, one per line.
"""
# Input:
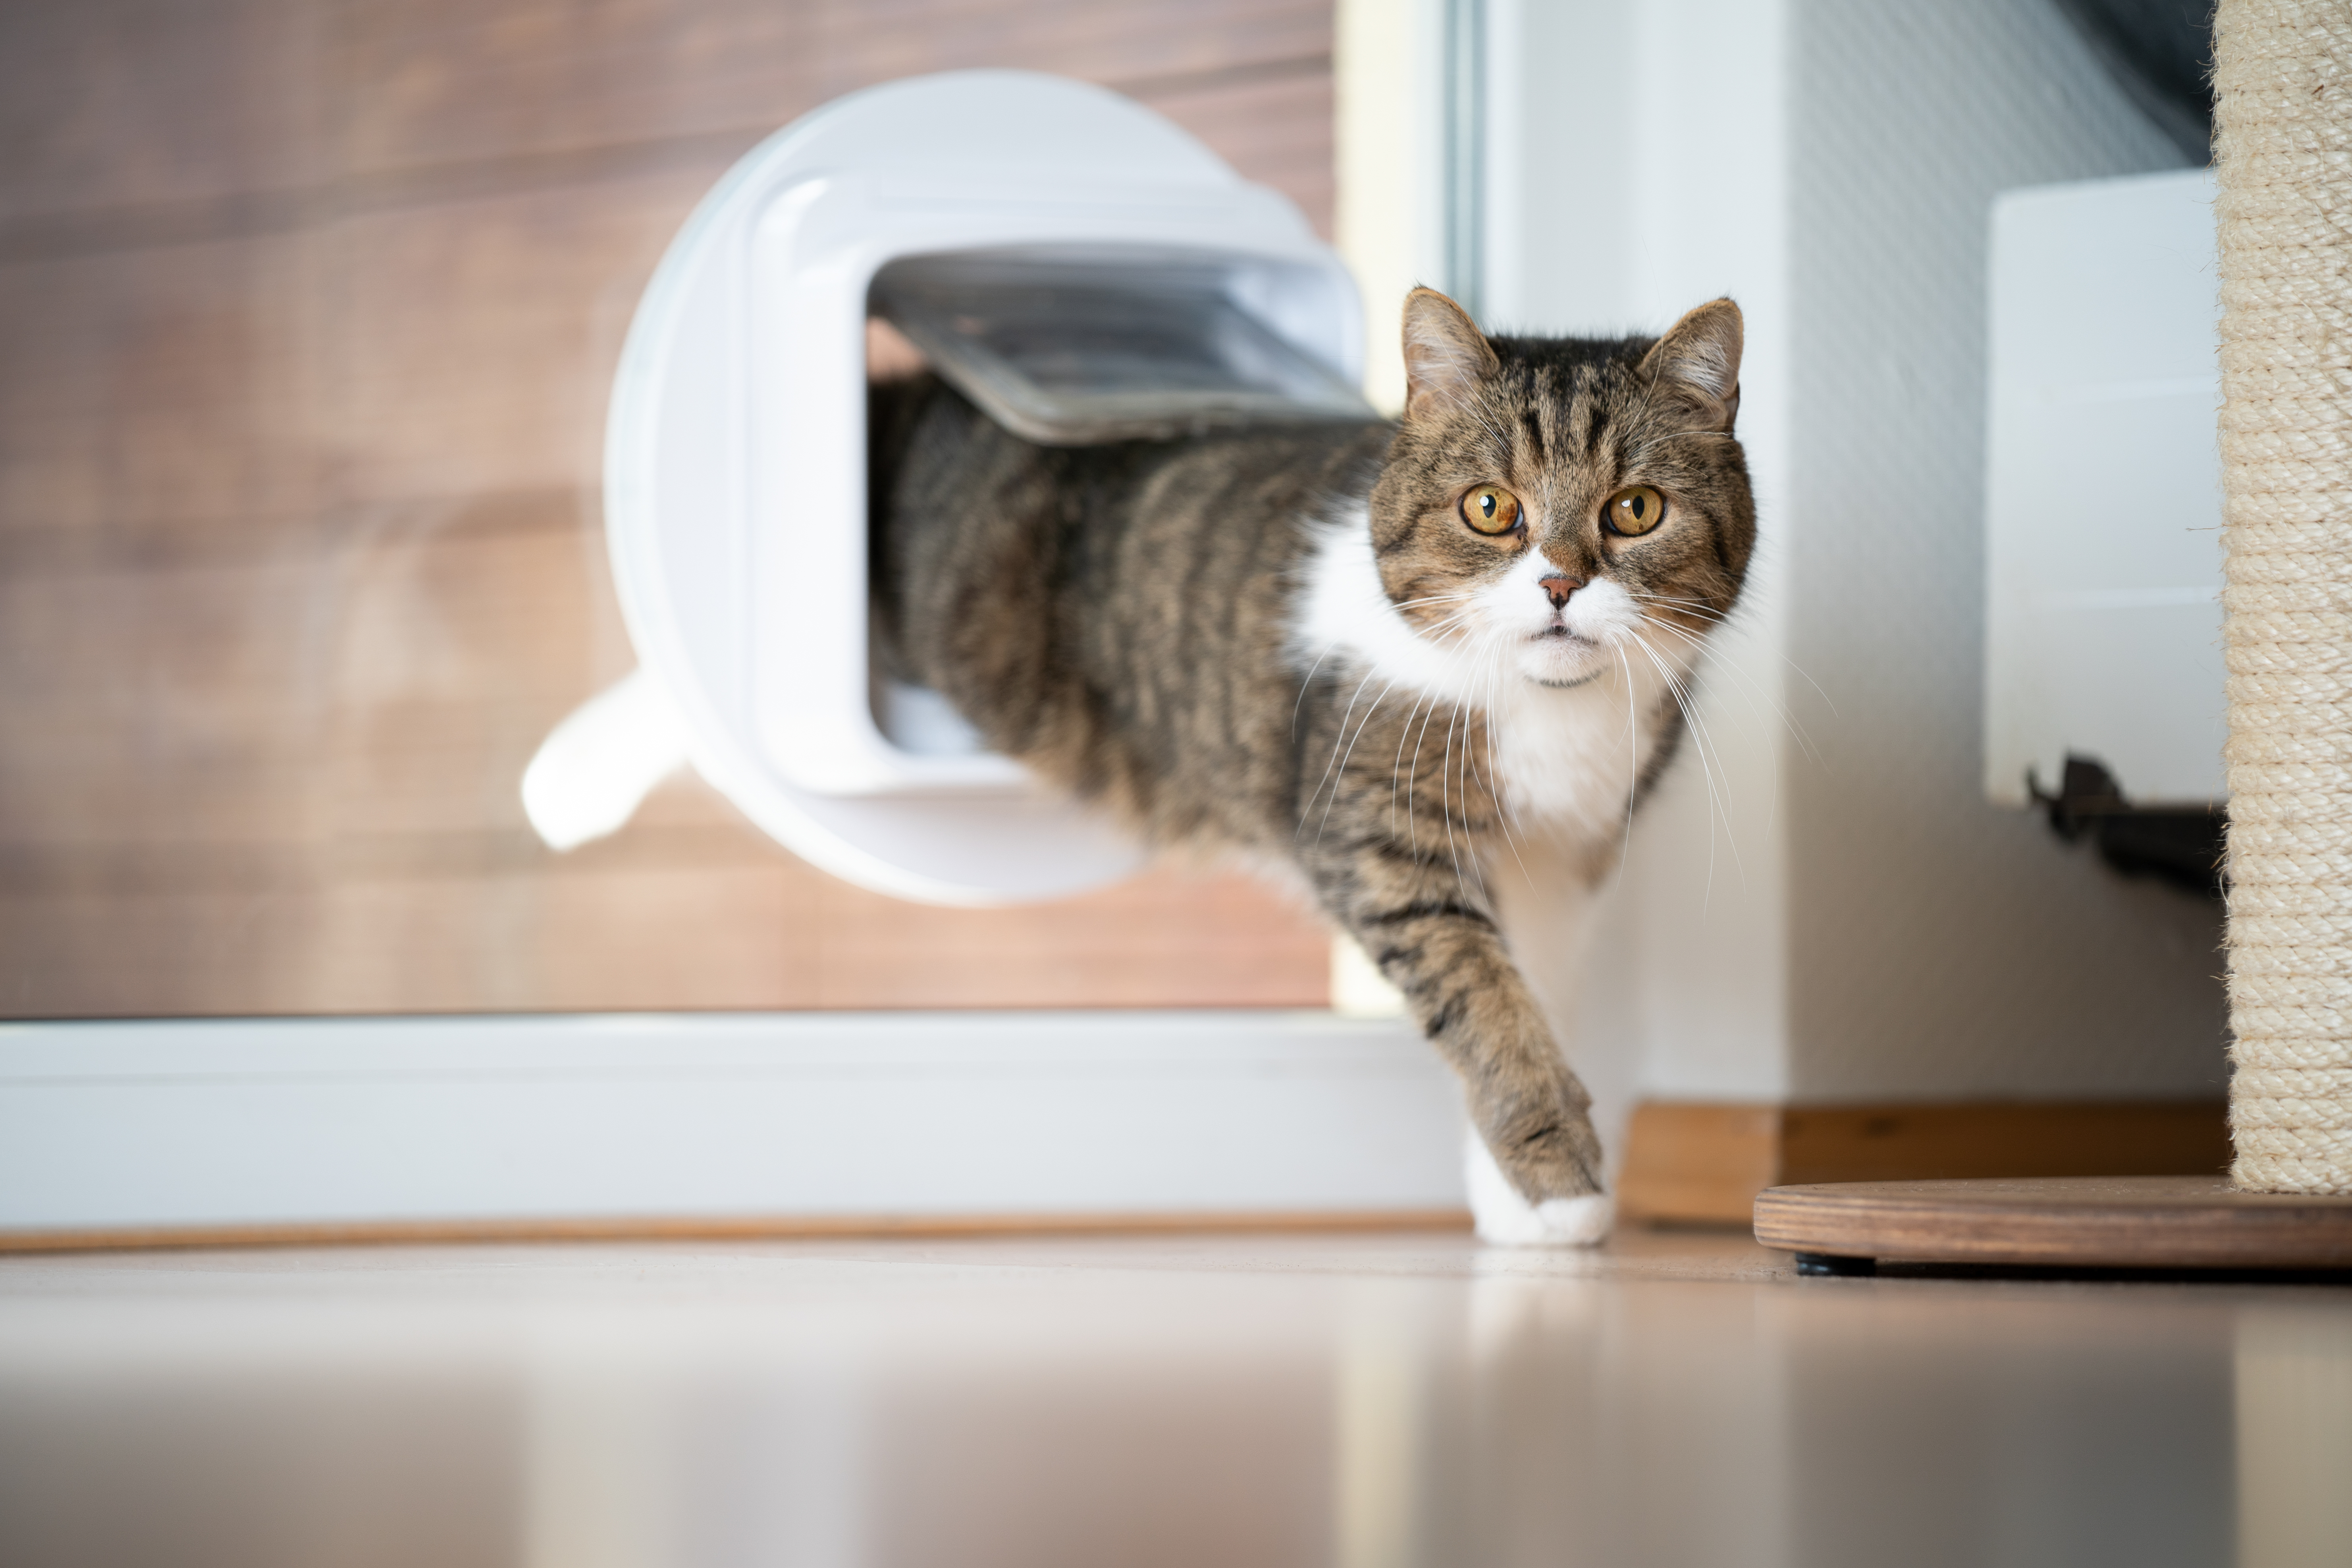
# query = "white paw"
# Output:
<box><xmin>1465</xmin><ymin>1131</ymin><xmax>1613</xmax><ymax>1248</ymax></box>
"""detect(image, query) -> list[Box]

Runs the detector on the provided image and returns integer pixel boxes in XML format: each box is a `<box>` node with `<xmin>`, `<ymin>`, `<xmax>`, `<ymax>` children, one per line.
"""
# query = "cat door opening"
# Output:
<box><xmin>863</xmin><ymin>247</ymin><xmax>1373</xmax><ymax>758</ymax></box>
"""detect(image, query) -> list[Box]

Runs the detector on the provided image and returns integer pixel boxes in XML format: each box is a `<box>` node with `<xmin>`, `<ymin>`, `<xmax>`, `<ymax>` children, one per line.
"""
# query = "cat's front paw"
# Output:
<box><xmin>1465</xmin><ymin>1132</ymin><xmax>1612</xmax><ymax>1246</ymax></box>
<box><xmin>1482</xmin><ymin>1080</ymin><xmax>1605</xmax><ymax>1202</ymax></box>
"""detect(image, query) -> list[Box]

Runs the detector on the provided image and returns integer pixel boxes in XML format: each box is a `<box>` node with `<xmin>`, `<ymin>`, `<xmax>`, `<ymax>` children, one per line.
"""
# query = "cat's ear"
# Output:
<box><xmin>1639</xmin><ymin>298</ymin><xmax>1743</xmax><ymax>431</ymax></box>
<box><xmin>1401</xmin><ymin>287</ymin><xmax>1500</xmax><ymax>422</ymax></box>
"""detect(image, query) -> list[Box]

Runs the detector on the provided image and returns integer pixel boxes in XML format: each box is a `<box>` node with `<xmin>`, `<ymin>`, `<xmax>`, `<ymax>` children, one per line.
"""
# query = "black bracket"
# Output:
<box><xmin>2028</xmin><ymin>755</ymin><xmax>2224</xmax><ymax>900</ymax></box>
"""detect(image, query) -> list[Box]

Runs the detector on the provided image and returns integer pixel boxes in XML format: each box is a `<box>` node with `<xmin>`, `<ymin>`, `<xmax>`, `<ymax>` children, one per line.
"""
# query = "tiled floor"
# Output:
<box><xmin>1</xmin><ymin>1225</ymin><xmax>2344</xmax><ymax>1568</ymax></box>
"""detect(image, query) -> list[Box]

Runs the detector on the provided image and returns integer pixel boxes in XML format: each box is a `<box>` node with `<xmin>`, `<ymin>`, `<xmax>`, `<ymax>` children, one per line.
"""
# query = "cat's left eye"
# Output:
<box><xmin>1460</xmin><ymin>485</ymin><xmax>1523</xmax><ymax>535</ymax></box>
<box><xmin>1602</xmin><ymin>485</ymin><xmax>1668</xmax><ymax>537</ymax></box>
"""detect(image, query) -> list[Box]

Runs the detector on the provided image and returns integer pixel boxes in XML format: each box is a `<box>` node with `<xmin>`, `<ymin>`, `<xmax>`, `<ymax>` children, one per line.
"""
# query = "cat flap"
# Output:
<box><xmin>595</xmin><ymin>71</ymin><xmax>1361</xmax><ymax>901</ymax></box>
<box><xmin>871</xmin><ymin>251</ymin><xmax>1375</xmax><ymax>446</ymax></box>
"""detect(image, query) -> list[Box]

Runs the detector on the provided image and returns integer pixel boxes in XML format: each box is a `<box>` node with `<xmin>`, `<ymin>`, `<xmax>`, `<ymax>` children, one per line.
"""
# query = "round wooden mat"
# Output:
<box><xmin>1752</xmin><ymin>1176</ymin><xmax>2352</xmax><ymax>1270</ymax></box>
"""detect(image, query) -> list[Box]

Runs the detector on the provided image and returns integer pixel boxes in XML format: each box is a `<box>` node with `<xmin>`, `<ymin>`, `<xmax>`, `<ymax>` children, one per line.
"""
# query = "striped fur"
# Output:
<box><xmin>871</xmin><ymin>291</ymin><xmax>1755</xmax><ymax>1204</ymax></box>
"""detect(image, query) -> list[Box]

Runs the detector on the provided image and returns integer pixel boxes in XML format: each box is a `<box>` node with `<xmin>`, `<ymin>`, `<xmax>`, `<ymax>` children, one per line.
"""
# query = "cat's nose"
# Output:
<box><xmin>1539</xmin><ymin>574</ymin><xmax>1584</xmax><ymax>609</ymax></box>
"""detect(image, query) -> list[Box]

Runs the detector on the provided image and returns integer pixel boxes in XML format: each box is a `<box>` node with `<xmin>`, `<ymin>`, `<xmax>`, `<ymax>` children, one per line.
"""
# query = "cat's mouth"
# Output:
<box><xmin>1521</xmin><ymin>625</ymin><xmax>1606</xmax><ymax>687</ymax></box>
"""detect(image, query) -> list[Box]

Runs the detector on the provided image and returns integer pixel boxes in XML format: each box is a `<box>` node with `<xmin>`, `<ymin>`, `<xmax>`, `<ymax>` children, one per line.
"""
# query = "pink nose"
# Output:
<box><xmin>1540</xmin><ymin>575</ymin><xmax>1583</xmax><ymax>609</ymax></box>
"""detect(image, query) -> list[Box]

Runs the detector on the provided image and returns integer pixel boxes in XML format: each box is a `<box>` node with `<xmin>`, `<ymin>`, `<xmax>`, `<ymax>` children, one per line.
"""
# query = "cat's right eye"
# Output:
<box><xmin>1460</xmin><ymin>485</ymin><xmax>1523</xmax><ymax>536</ymax></box>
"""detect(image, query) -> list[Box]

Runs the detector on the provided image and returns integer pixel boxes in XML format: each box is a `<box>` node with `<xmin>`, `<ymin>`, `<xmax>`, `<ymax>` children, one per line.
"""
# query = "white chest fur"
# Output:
<box><xmin>1292</xmin><ymin>512</ymin><xmax>1689</xmax><ymax>847</ymax></box>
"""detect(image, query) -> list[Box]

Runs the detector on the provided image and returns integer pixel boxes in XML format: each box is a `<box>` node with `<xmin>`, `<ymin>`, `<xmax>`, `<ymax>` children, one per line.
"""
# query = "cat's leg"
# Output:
<box><xmin>1305</xmin><ymin>834</ymin><xmax>1608</xmax><ymax>1229</ymax></box>
<box><xmin>1470</xmin><ymin>844</ymin><xmax>1616</xmax><ymax>1245</ymax></box>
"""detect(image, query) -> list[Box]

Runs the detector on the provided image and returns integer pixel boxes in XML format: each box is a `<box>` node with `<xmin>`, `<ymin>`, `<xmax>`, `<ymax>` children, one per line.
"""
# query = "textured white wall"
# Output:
<box><xmin>1780</xmin><ymin>0</ymin><xmax>2221</xmax><ymax>1101</ymax></box>
<box><xmin>1475</xmin><ymin>0</ymin><xmax>2226</xmax><ymax>1115</ymax></box>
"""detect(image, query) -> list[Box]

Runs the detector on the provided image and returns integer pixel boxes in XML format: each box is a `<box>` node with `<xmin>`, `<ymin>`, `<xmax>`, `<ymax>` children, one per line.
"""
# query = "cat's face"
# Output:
<box><xmin>1366</xmin><ymin>292</ymin><xmax>1755</xmax><ymax>690</ymax></box>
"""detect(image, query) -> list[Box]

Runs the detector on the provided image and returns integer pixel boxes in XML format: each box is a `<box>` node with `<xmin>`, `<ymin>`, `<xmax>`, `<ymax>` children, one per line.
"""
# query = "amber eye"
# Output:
<box><xmin>1459</xmin><ymin>485</ymin><xmax>1523</xmax><ymax>536</ymax></box>
<box><xmin>1603</xmin><ymin>485</ymin><xmax>1667</xmax><ymax>537</ymax></box>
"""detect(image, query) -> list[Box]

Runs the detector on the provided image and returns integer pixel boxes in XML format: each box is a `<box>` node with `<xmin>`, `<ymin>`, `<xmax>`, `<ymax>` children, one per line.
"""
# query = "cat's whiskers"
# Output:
<box><xmin>1627</xmin><ymin>633</ymin><xmax>1726</xmax><ymax>901</ymax></box>
<box><xmin>1289</xmin><ymin>638</ymin><xmax>1349</xmax><ymax>739</ymax></box>
<box><xmin>1471</xmin><ymin>627</ymin><xmax>1537</xmax><ymax>890</ymax></box>
<box><xmin>1629</xmin><ymin>607</ymin><xmax>1822</xmax><ymax>765</ymax></box>
<box><xmin>1625</xmin><ymin>588</ymin><xmax>1834</xmax><ymax>754</ymax></box>
<box><xmin>1434</xmin><ymin>654</ymin><xmax>1494</xmax><ymax>907</ymax></box>
<box><xmin>1404</xmin><ymin>602</ymin><xmax>1488</xmax><ymax>651</ymax></box>
<box><xmin>1626</xmin><ymin>633</ymin><xmax>1746</xmax><ymax>901</ymax></box>
<box><xmin>1290</xmin><ymin>592</ymin><xmax>1457</xmax><ymax>723</ymax></box>
<box><xmin>1614</xmin><ymin>642</ymin><xmax>1642</xmax><ymax>852</ymax></box>
<box><xmin>1438</xmin><ymin>694</ymin><xmax>1468</xmax><ymax>900</ymax></box>
<box><xmin>1392</xmin><ymin>602</ymin><xmax>1480</xmax><ymax>643</ymax></box>
<box><xmin>1311</xmin><ymin>676</ymin><xmax>1403</xmax><ymax>844</ymax></box>
<box><xmin>1387</xmin><ymin>687</ymin><xmax>1438</xmax><ymax>841</ymax></box>
<box><xmin>1622</xmin><ymin>586</ymin><xmax>1730</xmax><ymax>621</ymax></box>
<box><xmin>1467</xmin><ymin>629</ymin><xmax>1510</xmax><ymax>819</ymax></box>
<box><xmin>1301</xmin><ymin>664</ymin><xmax>1390</xmax><ymax>827</ymax></box>
<box><xmin>1401</xmin><ymin>684</ymin><xmax>1457</xmax><ymax>865</ymax></box>
<box><xmin>1378</xmin><ymin>607</ymin><xmax>1518</xmax><ymax>879</ymax></box>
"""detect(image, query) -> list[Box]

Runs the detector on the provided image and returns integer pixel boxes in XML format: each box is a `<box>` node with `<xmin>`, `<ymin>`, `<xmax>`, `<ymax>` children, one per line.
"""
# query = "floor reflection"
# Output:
<box><xmin>0</xmin><ymin>1231</ymin><xmax>2342</xmax><ymax>1568</ymax></box>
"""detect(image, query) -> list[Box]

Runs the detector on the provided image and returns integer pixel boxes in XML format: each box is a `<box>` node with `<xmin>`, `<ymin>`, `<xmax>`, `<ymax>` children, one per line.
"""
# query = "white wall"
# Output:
<box><xmin>1454</xmin><ymin>0</ymin><xmax>2225</xmax><ymax>1114</ymax></box>
<box><xmin>1778</xmin><ymin>0</ymin><xmax>2219</xmax><ymax>1101</ymax></box>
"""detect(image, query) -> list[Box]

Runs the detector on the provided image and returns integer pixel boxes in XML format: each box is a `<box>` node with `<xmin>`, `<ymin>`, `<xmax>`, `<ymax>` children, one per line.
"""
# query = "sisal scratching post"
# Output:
<box><xmin>2219</xmin><ymin>0</ymin><xmax>2352</xmax><ymax>1198</ymax></box>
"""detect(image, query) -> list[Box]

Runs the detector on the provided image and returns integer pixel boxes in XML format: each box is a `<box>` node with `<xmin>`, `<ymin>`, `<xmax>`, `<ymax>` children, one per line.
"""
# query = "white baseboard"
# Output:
<box><xmin>0</xmin><ymin>1011</ymin><xmax>1469</xmax><ymax>1240</ymax></box>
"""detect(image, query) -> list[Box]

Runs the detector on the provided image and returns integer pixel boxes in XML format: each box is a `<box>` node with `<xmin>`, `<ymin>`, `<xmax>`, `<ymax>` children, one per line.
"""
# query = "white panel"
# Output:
<box><xmin>1335</xmin><ymin>0</ymin><xmax>1448</xmax><ymax>415</ymax></box>
<box><xmin>0</xmin><ymin>1013</ymin><xmax>1469</xmax><ymax>1237</ymax></box>
<box><xmin>1984</xmin><ymin>169</ymin><xmax>2224</xmax><ymax>807</ymax></box>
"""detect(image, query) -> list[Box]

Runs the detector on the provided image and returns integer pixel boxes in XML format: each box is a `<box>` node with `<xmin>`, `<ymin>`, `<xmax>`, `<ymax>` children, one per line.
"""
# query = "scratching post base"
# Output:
<box><xmin>1754</xmin><ymin>1177</ymin><xmax>2352</xmax><ymax>1272</ymax></box>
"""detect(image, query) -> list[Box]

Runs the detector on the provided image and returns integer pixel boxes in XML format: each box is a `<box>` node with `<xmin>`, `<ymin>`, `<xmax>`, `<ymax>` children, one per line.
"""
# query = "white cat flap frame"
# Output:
<box><xmin>552</xmin><ymin>71</ymin><xmax>1365</xmax><ymax>905</ymax></box>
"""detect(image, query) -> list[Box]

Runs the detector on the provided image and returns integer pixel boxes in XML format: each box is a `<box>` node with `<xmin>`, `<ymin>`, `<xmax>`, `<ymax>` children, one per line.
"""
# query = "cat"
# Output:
<box><xmin>869</xmin><ymin>287</ymin><xmax>1754</xmax><ymax>1244</ymax></box>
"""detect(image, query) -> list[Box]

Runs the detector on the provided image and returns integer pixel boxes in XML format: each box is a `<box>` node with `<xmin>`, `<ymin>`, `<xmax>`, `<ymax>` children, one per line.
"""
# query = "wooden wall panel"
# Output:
<box><xmin>0</xmin><ymin>0</ymin><xmax>1342</xmax><ymax>1018</ymax></box>
<box><xmin>0</xmin><ymin>0</ymin><xmax>334</xmax><ymax>223</ymax></box>
<box><xmin>315</xmin><ymin>509</ymin><xmax>615</xmax><ymax>839</ymax></box>
<box><xmin>302</xmin><ymin>854</ymin><xmax>830</xmax><ymax>1012</ymax></box>
<box><xmin>1148</xmin><ymin>69</ymin><xmax>1337</xmax><ymax>242</ymax></box>
<box><xmin>0</xmin><ymin>887</ymin><xmax>326</xmax><ymax>1015</ymax></box>
<box><xmin>339</xmin><ymin>0</ymin><xmax>808</xmax><ymax>173</ymax></box>
<box><xmin>331</xmin><ymin>0</ymin><xmax>1333</xmax><ymax>233</ymax></box>
<box><xmin>0</xmin><ymin>553</ymin><xmax>326</xmax><ymax>847</ymax></box>
<box><xmin>800</xmin><ymin>0</ymin><xmax>1329</xmax><ymax>98</ymax></box>
<box><xmin>293</xmin><ymin>841</ymin><xmax>1330</xmax><ymax>1014</ymax></box>
<box><xmin>808</xmin><ymin>869</ymin><xmax>1332</xmax><ymax>1010</ymax></box>
<box><xmin>0</xmin><ymin>235</ymin><xmax>327</xmax><ymax>544</ymax></box>
<box><xmin>326</xmin><ymin>172</ymin><xmax>711</xmax><ymax>500</ymax></box>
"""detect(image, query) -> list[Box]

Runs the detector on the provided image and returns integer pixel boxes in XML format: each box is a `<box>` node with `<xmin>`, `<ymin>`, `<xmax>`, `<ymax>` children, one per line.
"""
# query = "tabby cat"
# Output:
<box><xmin>869</xmin><ymin>288</ymin><xmax>1754</xmax><ymax>1243</ymax></box>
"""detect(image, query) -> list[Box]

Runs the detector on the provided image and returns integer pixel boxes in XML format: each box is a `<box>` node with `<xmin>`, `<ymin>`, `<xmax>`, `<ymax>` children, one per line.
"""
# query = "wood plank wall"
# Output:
<box><xmin>0</xmin><ymin>0</ymin><xmax>1339</xmax><ymax>1016</ymax></box>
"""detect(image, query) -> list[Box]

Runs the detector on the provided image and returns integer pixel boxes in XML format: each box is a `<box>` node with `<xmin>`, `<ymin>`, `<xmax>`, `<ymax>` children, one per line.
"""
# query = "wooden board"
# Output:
<box><xmin>1617</xmin><ymin>1101</ymin><xmax>2230</xmax><ymax>1225</ymax></box>
<box><xmin>1614</xmin><ymin>1102</ymin><xmax>1783</xmax><ymax>1222</ymax></box>
<box><xmin>1754</xmin><ymin>1176</ymin><xmax>2352</xmax><ymax>1270</ymax></box>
